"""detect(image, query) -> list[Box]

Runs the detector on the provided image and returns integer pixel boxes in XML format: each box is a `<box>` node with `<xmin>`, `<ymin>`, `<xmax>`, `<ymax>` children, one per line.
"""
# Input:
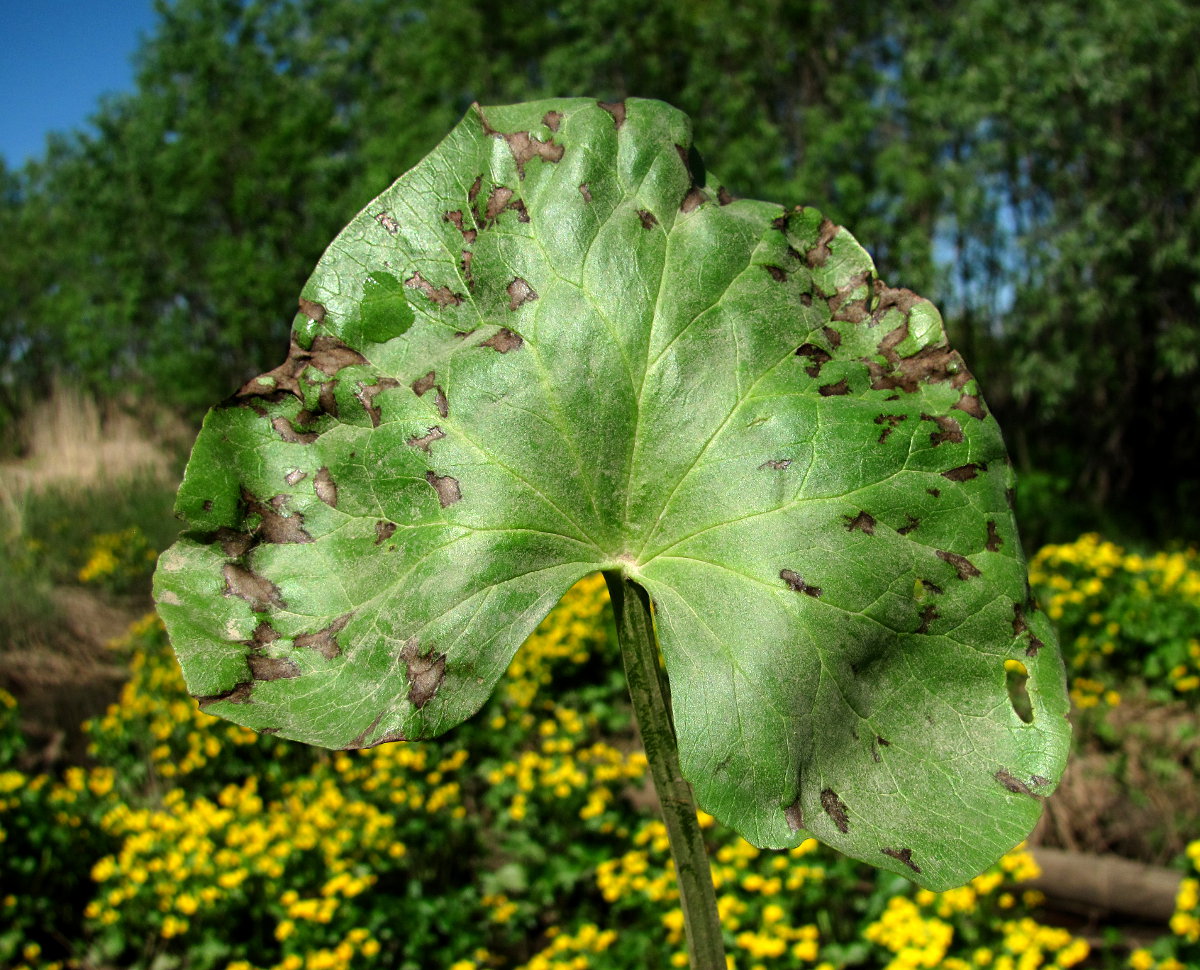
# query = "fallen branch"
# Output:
<box><xmin>1028</xmin><ymin>847</ymin><xmax>1182</xmax><ymax>922</ymax></box>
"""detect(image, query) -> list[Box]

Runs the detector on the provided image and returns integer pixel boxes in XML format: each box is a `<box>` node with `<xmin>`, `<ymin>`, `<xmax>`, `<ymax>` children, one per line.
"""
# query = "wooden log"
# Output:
<box><xmin>1027</xmin><ymin>847</ymin><xmax>1183</xmax><ymax>922</ymax></box>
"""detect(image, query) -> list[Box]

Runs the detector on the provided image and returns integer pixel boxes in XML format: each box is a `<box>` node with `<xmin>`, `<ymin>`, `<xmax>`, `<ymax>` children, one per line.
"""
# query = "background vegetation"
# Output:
<box><xmin>2</xmin><ymin>1</ymin><xmax>1199</xmax><ymax>968</ymax></box>
<box><xmin>1</xmin><ymin>0</ymin><xmax>1198</xmax><ymax>544</ymax></box>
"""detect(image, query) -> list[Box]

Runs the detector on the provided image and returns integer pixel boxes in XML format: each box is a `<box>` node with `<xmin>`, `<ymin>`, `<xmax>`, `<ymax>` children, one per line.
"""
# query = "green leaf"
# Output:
<box><xmin>154</xmin><ymin>97</ymin><xmax>1069</xmax><ymax>889</ymax></box>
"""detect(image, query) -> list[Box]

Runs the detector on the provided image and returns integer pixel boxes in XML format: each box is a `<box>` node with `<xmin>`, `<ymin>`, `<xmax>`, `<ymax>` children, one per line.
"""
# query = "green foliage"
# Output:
<box><xmin>2</xmin><ymin>0</ymin><xmax>1196</xmax><ymax>538</ymax></box>
<box><xmin>155</xmin><ymin>98</ymin><xmax>1067</xmax><ymax>890</ymax></box>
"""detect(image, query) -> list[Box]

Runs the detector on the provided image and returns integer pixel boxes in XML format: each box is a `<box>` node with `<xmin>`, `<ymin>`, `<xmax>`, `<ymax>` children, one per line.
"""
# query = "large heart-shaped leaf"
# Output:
<box><xmin>154</xmin><ymin>97</ymin><xmax>1069</xmax><ymax>889</ymax></box>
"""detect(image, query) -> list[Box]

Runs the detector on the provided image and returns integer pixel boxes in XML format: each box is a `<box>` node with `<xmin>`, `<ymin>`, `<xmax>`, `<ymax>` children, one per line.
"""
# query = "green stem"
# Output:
<box><xmin>604</xmin><ymin>571</ymin><xmax>727</xmax><ymax>970</ymax></box>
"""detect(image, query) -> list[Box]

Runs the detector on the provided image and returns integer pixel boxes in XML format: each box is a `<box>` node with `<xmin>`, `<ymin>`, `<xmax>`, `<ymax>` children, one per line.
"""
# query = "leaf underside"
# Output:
<box><xmin>155</xmin><ymin>97</ymin><xmax>1069</xmax><ymax>890</ymax></box>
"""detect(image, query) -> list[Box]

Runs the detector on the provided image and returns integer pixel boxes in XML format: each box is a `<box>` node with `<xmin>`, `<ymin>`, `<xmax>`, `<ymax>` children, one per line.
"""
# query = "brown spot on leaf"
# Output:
<box><xmin>375</xmin><ymin>521</ymin><xmax>397</xmax><ymax>546</ymax></box>
<box><xmin>780</xmin><ymin>569</ymin><xmax>821</xmax><ymax>597</ymax></box>
<box><xmin>765</xmin><ymin>265</ymin><xmax>787</xmax><ymax>282</ymax></box>
<box><xmin>796</xmin><ymin>343</ymin><xmax>832</xmax><ymax>378</ymax></box>
<box><xmin>507</xmin><ymin>278</ymin><xmax>538</xmax><ymax>312</ymax></box>
<box><xmin>829</xmin><ymin>270</ymin><xmax>873</xmax><ymax>324</ymax></box>
<box><xmin>195</xmin><ymin>682</ymin><xmax>253</xmax><ymax>707</ymax></box>
<box><xmin>1012</xmin><ymin>603</ymin><xmax>1028</xmax><ymax>637</ymax></box>
<box><xmin>937</xmin><ymin>550</ymin><xmax>980</xmax><ymax>580</ymax></box>
<box><xmin>222</xmin><ymin>563</ymin><xmax>284</xmax><ymax>611</ymax></box>
<box><xmin>243</xmin><ymin>490</ymin><xmax>312</xmax><ymax>544</ymax></box>
<box><xmin>819</xmin><ymin>379</ymin><xmax>850</xmax><ymax>397</ymax></box>
<box><xmin>579</xmin><ymin>183</ymin><xmax>593</xmax><ymax>203</ymax></box>
<box><xmin>986</xmin><ymin>520</ymin><xmax>1003</xmax><ymax>552</ymax></box>
<box><xmin>285</xmin><ymin>469</ymin><xmax>307</xmax><ymax>486</ymax></box>
<box><xmin>374</xmin><ymin>211</ymin><xmax>399</xmax><ymax>235</ymax></box>
<box><xmin>294</xmin><ymin>613</ymin><xmax>352</xmax><ymax>661</ymax></box>
<box><xmin>927</xmin><ymin>488</ymin><xmax>941</xmax><ymax>498</ymax></box>
<box><xmin>598</xmin><ymin>100</ymin><xmax>626</xmax><ymax>128</ymax></box>
<box><xmin>237</xmin><ymin>335</ymin><xmax>367</xmax><ymax>407</ymax></box>
<box><xmin>405</xmin><ymin>272</ymin><xmax>462</xmax><ymax>308</ymax></box>
<box><xmin>717</xmin><ymin>186</ymin><xmax>733</xmax><ymax>205</ymax></box>
<box><xmin>1026</xmin><ymin>635</ymin><xmax>1044</xmax><ymax>658</ymax></box>
<box><xmin>272</xmin><ymin>416</ymin><xmax>319</xmax><ymax>445</ymax></box>
<box><xmin>863</xmin><ymin>306</ymin><xmax>973</xmax><ymax>394</ymax></box>
<box><xmin>484</xmin><ymin>328</ymin><xmax>525</xmax><ymax>354</ymax></box>
<box><xmin>995</xmin><ymin>769</ymin><xmax>1039</xmax><ymax>798</ymax></box>
<box><xmin>820</xmin><ymin>788</ymin><xmax>850</xmax><ymax>833</ymax></box>
<box><xmin>882</xmin><ymin>847</ymin><xmax>922</xmax><ymax>873</ymax></box>
<box><xmin>298</xmin><ymin>297</ymin><xmax>326</xmax><ymax>323</ymax></box>
<box><xmin>314</xmin><ymin>467</ymin><xmax>337</xmax><ymax>508</ymax></box>
<box><xmin>921</xmin><ymin>579</ymin><xmax>943</xmax><ymax>595</ymax></box>
<box><xmin>845</xmin><ymin>510</ymin><xmax>876</xmax><ymax>535</ymax></box>
<box><xmin>874</xmin><ymin>413</ymin><xmax>907</xmax><ymax>443</ymax></box>
<box><xmin>412</xmin><ymin>371</ymin><xmax>449</xmax><ymax>418</ymax></box>
<box><xmin>356</xmin><ymin>377</ymin><xmax>400</xmax><ymax>428</ymax></box>
<box><xmin>485</xmin><ymin>185</ymin><xmax>514</xmax><ymax>221</ymax></box>
<box><xmin>426</xmin><ymin>471</ymin><xmax>461</xmax><ymax>507</ymax></box>
<box><xmin>542</xmin><ymin>110</ymin><xmax>562</xmax><ymax>131</ymax></box>
<box><xmin>213</xmin><ymin>528</ymin><xmax>253</xmax><ymax>559</ymax></box>
<box><xmin>347</xmin><ymin>711</ymin><xmax>385</xmax><ymax>749</ymax></box>
<box><xmin>953</xmin><ymin>393</ymin><xmax>987</xmax><ymax>420</ymax></box>
<box><xmin>406</xmin><ymin>426</ymin><xmax>446</xmax><ymax>452</ymax></box>
<box><xmin>805</xmin><ymin>218</ymin><xmax>838</xmax><ymax>267</ymax></box>
<box><xmin>681</xmin><ymin>187</ymin><xmax>706</xmax><ymax>213</ymax></box>
<box><xmin>400</xmin><ymin>638</ymin><xmax>446</xmax><ymax>708</ymax></box>
<box><xmin>785</xmin><ymin>800</ymin><xmax>804</xmax><ymax>832</ymax></box>
<box><xmin>509</xmin><ymin>198</ymin><xmax>530</xmax><ymax>223</ymax></box>
<box><xmin>916</xmin><ymin>604</ymin><xmax>940</xmax><ymax>635</ymax></box>
<box><xmin>638</xmin><ymin>209</ymin><xmax>658</xmax><ymax>230</ymax></box>
<box><xmin>759</xmin><ymin>459</ymin><xmax>792</xmax><ymax>471</ymax></box>
<box><xmin>500</xmin><ymin>130</ymin><xmax>565</xmax><ymax>179</ymax></box>
<box><xmin>443</xmin><ymin>209</ymin><xmax>478</xmax><ymax>245</ymax></box>
<box><xmin>822</xmin><ymin>326</ymin><xmax>842</xmax><ymax>348</ymax></box>
<box><xmin>921</xmin><ymin>413</ymin><xmax>964</xmax><ymax>446</ymax></box>
<box><xmin>870</xmin><ymin>281</ymin><xmax>921</xmax><ymax>322</ymax></box>
<box><xmin>897</xmin><ymin>515</ymin><xmax>920</xmax><ymax>536</ymax></box>
<box><xmin>248</xmin><ymin>655</ymin><xmax>300</xmax><ymax>681</ymax></box>
<box><xmin>468</xmin><ymin>176</ymin><xmax>482</xmax><ymax>202</ymax></box>
<box><xmin>772</xmin><ymin>214</ymin><xmax>790</xmax><ymax>231</ymax></box>
<box><xmin>247</xmin><ymin>622</ymin><xmax>279</xmax><ymax>650</ymax></box>
<box><xmin>943</xmin><ymin>463</ymin><xmax>984</xmax><ymax>482</ymax></box>
<box><xmin>310</xmin><ymin>335</ymin><xmax>369</xmax><ymax>375</ymax></box>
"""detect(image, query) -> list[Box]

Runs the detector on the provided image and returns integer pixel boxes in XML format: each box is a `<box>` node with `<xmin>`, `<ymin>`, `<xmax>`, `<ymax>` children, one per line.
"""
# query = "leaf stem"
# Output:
<box><xmin>604</xmin><ymin>571</ymin><xmax>727</xmax><ymax>970</ymax></box>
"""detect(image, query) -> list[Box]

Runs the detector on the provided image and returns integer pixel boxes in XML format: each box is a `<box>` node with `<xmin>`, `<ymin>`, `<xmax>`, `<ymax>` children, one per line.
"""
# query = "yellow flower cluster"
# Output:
<box><xmin>870</xmin><ymin>845</ymin><xmax>1089</xmax><ymax>970</ymax></box>
<box><xmin>88</xmin><ymin>613</ymin><xmax>264</xmax><ymax>780</ymax></box>
<box><xmin>515</xmin><ymin>922</ymin><xmax>617</xmax><ymax>970</ymax></box>
<box><xmin>487</xmin><ymin>705</ymin><xmax>647</xmax><ymax>824</ymax></box>
<box><xmin>85</xmin><ymin>774</ymin><xmax>395</xmax><ymax>946</ymax></box>
<box><xmin>1166</xmin><ymin>841</ymin><xmax>1200</xmax><ymax>947</ymax></box>
<box><xmin>77</xmin><ymin>525</ymin><xmax>157</xmax><ymax>584</ymax></box>
<box><xmin>503</xmin><ymin>573</ymin><xmax>611</xmax><ymax>710</ymax></box>
<box><xmin>1029</xmin><ymin>534</ymin><xmax>1200</xmax><ymax>702</ymax></box>
<box><xmin>598</xmin><ymin>816</ymin><xmax>831</xmax><ymax>967</ymax></box>
<box><xmin>864</xmin><ymin>896</ymin><xmax>953</xmax><ymax>968</ymax></box>
<box><xmin>333</xmin><ymin>741</ymin><xmax>470</xmax><ymax>817</ymax></box>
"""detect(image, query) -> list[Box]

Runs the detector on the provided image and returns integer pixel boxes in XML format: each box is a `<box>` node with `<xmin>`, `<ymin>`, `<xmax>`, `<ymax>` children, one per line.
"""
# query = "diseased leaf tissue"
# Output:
<box><xmin>154</xmin><ymin>98</ymin><xmax>1069</xmax><ymax>890</ymax></box>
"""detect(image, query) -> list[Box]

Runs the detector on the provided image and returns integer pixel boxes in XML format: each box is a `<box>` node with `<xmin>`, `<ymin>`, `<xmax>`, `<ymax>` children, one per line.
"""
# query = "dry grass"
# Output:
<box><xmin>0</xmin><ymin>385</ymin><xmax>189</xmax><ymax>766</ymax></box>
<box><xmin>0</xmin><ymin>382</ymin><xmax>185</xmax><ymax>497</ymax></box>
<box><xmin>1034</xmin><ymin>692</ymin><xmax>1200</xmax><ymax>864</ymax></box>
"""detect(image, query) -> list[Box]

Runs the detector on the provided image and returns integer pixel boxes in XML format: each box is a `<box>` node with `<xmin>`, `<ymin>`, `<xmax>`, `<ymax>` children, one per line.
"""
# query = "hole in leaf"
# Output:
<box><xmin>1005</xmin><ymin>659</ymin><xmax>1033</xmax><ymax>723</ymax></box>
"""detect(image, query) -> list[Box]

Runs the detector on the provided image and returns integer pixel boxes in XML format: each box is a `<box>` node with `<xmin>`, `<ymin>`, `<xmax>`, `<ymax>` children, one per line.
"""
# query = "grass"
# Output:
<box><xmin>0</xmin><ymin>386</ymin><xmax>188</xmax><ymax>759</ymax></box>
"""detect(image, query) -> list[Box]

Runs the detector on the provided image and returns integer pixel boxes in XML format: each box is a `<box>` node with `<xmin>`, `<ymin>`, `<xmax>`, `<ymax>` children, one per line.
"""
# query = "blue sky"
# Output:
<box><xmin>0</xmin><ymin>0</ymin><xmax>159</xmax><ymax>168</ymax></box>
